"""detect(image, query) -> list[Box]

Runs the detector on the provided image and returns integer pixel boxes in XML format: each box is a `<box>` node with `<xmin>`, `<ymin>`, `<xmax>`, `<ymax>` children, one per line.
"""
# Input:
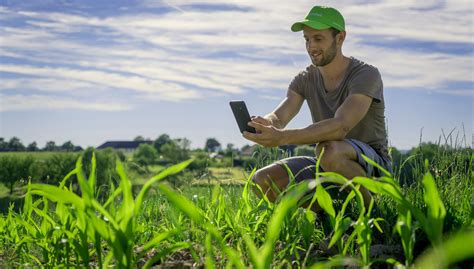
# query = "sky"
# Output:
<box><xmin>0</xmin><ymin>0</ymin><xmax>472</xmax><ymax>151</ymax></box>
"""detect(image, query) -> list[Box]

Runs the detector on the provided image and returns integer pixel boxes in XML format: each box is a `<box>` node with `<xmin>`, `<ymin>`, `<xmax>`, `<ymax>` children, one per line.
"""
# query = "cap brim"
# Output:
<box><xmin>291</xmin><ymin>20</ymin><xmax>331</xmax><ymax>32</ymax></box>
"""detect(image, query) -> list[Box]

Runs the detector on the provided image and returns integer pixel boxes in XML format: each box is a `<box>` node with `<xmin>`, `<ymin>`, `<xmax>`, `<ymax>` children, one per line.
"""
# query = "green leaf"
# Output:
<box><xmin>29</xmin><ymin>184</ymin><xmax>85</xmax><ymax>210</ymax></box>
<box><xmin>309</xmin><ymin>256</ymin><xmax>362</xmax><ymax>269</ymax></box>
<box><xmin>361</xmin><ymin>154</ymin><xmax>392</xmax><ymax>177</ymax></box>
<box><xmin>76</xmin><ymin>156</ymin><xmax>93</xmax><ymax>203</ymax></box>
<box><xmin>90</xmin><ymin>199</ymin><xmax>120</xmax><ymax>230</ymax></box>
<box><xmin>352</xmin><ymin>177</ymin><xmax>405</xmax><ymax>204</ymax></box>
<box><xmin>135</xmin><ymin>159</ymin><xmax>193</xmax><ymax>212</ymax></box>
<box><xmin>260</xmin><ymin>182</ymin><xmax>309</xmax><ymax>268</ymax></box>
<box><xmin>421</xmin><ymin>171</ymin><xmax>446</xmax><ymax>245</ymax></box>
<box><xmin>88</xmin><ymin>152</ymin><xmax>97</xmax><ymax>195</ymax></box>
<box><xmin>142</xmin><ymin>242</ymin><xmax>191</xmax><ymax>269</ymax></box>
<box><xmin>395</xmin><ymin>206</ymin><xmax>414</xmax><ymax>265</ymax></box>
<box><xmin>22</xmin><ymin>181</ymin><xmax>33</xmax><ymax>218</ymax></box>
<box><xmin>87</xmin><ymin>213</ymin><xmax>110</xmax><ymax>241</ymax></box>
<box><xmin>141</xmin><ymin>230</ymin><xmax>178</xmax><ymax>252</ymax></box>
<box><xmin>329</xmin><ymin>217</ymin><xmax>352</xmax><ymax>249</ymax></box>
<box><xmin>157</xmin><ymin>183</ymin><xmax>204</xmax><ymax>223</ymax></box>
<box><xmin>415</xmin><ymin>230</ymin><xmax>474</xmax><ymax>269</ymax></box>
<box><xmin>116</xmin><ymin>160</ymin><xmax>135</xmax><ymax>232</ymax></box>
<box><xmin>316</xmin><ymin>184</ymin><xmax>335</xmax><ymax>219</ymax></box>
<box><xmin>59</xmin><ymin>167</ymin><xmax>79</xmax><ymax>189</ymax></box>
<box><xmin>243</xmin><ymin>233</ymin><xmax>261</xmax><ymax>268</ymax></box>
<box><xmin>242</xmin><ymin>168</ymin><xmax>256</xmax><ymax>214</ymax></box>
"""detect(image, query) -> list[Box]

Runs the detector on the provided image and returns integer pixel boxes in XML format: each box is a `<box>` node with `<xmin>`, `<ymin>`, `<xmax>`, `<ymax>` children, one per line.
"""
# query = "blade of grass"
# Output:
<box><xmin>135</xmin><ymin>159</ymin><xmax>193</xmax><ymax>212</ymax></box>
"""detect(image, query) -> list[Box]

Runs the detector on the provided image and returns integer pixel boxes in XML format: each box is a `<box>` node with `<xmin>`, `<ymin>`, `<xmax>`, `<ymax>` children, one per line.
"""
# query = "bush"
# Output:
<box><xmin>188</xmin><ymin>151</ymin><xmax>211</xmax><ymax>172</ymax></box>
<box><xmin>0</xmin><ymin>155</ymin><xmax>34</xmax><ymax>194</ymax></box>
<box><xmin>294</xmin><ymin>145</ymin><xmax>315</xmax><ymax>157</ymax></box>
<box><xmin>133</xmin><ymin>144</ymin><xmax>158</xmax><ymax>167</ymax></box>
<box><xmin>82</xmin><ymin>147</ymin><xmax>120</xmax><ymax>196</ymax></box>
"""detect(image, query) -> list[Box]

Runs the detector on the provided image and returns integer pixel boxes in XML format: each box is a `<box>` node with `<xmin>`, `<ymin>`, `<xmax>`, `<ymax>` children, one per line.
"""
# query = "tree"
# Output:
<box><xmin>0</xmin><ymin>155</ymin><xmax>33</xmax><ymax>194</ymax></box>
<box><xmin>224</xmin><ymin>143</ymin><xmax>236</xmax><ymax>157</ymax></box>
<box><xmin>153</xmin><ymin>134</ymin><xmax>172</xmax><ymax>153</ymax></box>
<box><xmin>161</xmin><ymin>139</ymin><xmax>189</xmax><ymax>163</ymax></box>
<box><xmin>134</xmin><ymin>136</ymin><xmax>145</xmax><ymax>142</ymax></box>
<box><xmin>27</xmin><ymin>142</ymin><xmax>39</xmax><ymax>152</ymax></box>
<box><xmin>205</xmin><ymin>138</ymin><xmax>221</xmax><ymax>152</ymax></box>
<box><xmin>175</xmin><ymin>138</ymin><xmax>191</xmax><ymax>151</ymax></box>
<box><xmin>61</xmin><ymin>141</ymin><xmax>75</xmax><ymax>152</ymax></box>
<box><xmin>133</xmin><ymin>144</ymin><xmax>158</xmax><ymax>166</ymax></box>
<box><xmin>0</xmin><ymin>138</ymin><xmax>8</xmax><ymax>152</ymax></box>
<box><xmin>44</xmin><ymin>141</ymin><xmax>57</xmax><ymax>151</ymax></box>
<box><xmin>408</xmin><ymin>142</ymin><xmax>441</xmax><ymax>162</ymax></box>
<box><xmin>8</xmin><ymin>137</ymin><xmax>25</xmax><ymax>151</ymax></box>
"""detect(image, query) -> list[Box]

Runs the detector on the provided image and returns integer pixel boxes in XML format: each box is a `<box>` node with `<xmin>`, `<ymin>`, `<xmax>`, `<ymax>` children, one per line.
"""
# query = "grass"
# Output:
<box><xmin>0</xmin><ymin>151</ymin><xmax>73</xmax><ymax>159</ymax></box>
<box><xmin>0</xmin><ymin>146</ymin><xmax>472</xmax><ymax>268</ymax></box>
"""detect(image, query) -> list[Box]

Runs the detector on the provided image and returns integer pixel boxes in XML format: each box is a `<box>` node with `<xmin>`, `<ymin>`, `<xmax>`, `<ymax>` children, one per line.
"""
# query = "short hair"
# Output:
<box><xmin>330</xmin><ymin>27</ymin><xmax>341</xmax><ymax>37</ymax></box>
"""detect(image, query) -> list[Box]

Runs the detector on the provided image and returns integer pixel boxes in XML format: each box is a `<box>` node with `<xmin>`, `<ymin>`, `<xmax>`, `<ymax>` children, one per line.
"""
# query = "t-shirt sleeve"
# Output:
<box><xmin>349</xmin><ymin>66</ymin><xmax>383</xmax><ymax>102</ymax></box>
<box><xmin>288</xmin><ymin>71</ymin><xmax>307</xmax><ymax>98</ymax></box>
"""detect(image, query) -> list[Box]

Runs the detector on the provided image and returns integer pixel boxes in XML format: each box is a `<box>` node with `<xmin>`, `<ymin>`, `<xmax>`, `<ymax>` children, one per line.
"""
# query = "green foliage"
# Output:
<box><xmin>26</xmin><ymin>142</ymin><xmax>39</xmax><ymax>152</ymax></box>
<box><xmin>133</xmin><ymin>144</ymin><xmax>158</xmax><ymax>167</ymax></box>
<box><xmin>0</xmin><ymin>155</ymin><xmax>193</xmax><ymax>268</ymax></box>
<box><xmin>153</xmin><ymin>134</ymin><xmax>172</xmax><ymax>153</ymax></box>
<box><xmin>8</xmin><ymin>137</ymin><xmax>26</xmax><ymax>152</ymax></box>
<box><xmin>294</xmin><ymin>145</ymin><xmax>315</xmax><ymax>156</ymax></box>
<box><xmin>188</xmin><ymin>151</ymin><xmax>211</xmax><ymax>172</ymax></box>
<box><xmin>160</xmin><ymin>140</ymin><xmax>189</xmax><ymax>164</ymax></box>
<box><xmin>0</xmin><ymin>141</ymin><xmax>472</xmax><ymax>268</ymax></box>
<box><xmin>0</xmin><ymin>154</ymin><xmax>34</xmax><ymax>194</ymax></box>
<box><xmin>392</xmin><ymin>142</ymin><xmax>472</xmax><ymax>186</ymax></box>
<box><xmin>43</xmin><ymin>141</ymin><xmax>58</xmax><ymax>152</ymax></box>
<box><xmin>204</xmin><ymin>138</ymin><xmax>221</xmax><ymax>152</ymax></box>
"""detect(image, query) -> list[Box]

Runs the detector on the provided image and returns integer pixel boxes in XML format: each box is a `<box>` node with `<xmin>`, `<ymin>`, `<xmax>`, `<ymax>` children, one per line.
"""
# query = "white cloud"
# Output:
<box><xmin>0</xmin><ymin>0</ymin><xmax>472</xmax><ymax>112</ymax></box>
<box><xmin>0</xmin><ymin>94</ymin><xmax>132</xmax><ymax>111</ymax></box>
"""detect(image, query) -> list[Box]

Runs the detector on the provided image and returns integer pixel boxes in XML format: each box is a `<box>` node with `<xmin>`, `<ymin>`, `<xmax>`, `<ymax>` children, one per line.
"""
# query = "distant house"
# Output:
<box><xmin>96</xmin><ymin>141</ymin><xmax>153</xmax><ymax>152</ymax></box>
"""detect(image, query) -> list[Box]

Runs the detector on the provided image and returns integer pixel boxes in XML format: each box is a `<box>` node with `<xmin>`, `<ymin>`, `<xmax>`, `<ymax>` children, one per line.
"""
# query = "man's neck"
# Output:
<box><xmin>318</xmin><ymin>54</ymin><xmax>350</xmax><ymax>81</ymax></box>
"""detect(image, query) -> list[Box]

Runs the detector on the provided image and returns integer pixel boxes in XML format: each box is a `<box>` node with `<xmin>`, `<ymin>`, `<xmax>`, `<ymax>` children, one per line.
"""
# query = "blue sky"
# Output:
<box><xmin>0</xmin><ymin>0</ymin><xmax>472</xmax><ymax>150</ymax></box>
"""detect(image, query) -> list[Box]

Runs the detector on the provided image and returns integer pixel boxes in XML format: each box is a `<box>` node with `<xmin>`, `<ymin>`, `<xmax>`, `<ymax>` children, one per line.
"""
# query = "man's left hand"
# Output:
<box><xmin>243</xmin><ymin>121</ymin><xmax>284</xmax><ymax>147</ymax></box>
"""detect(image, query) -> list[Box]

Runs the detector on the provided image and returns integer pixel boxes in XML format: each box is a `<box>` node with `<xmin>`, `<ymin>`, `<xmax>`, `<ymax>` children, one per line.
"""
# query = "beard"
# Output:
<box><xmin>311</xmin><ymin>39</ymin><xmax>337</xmax><ymax>67</ymax></box>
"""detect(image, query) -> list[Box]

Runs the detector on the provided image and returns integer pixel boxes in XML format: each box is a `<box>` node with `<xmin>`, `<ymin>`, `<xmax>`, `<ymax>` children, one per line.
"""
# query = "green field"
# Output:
<box><xmin>0</xmin><ymin>147</ymin><xmax>472</xmax><ymax>268</ymax></box>
<box><xmin>0</xmin><ymin>151</ymin><xmax>75</xmax><ymax>159</ymax></box>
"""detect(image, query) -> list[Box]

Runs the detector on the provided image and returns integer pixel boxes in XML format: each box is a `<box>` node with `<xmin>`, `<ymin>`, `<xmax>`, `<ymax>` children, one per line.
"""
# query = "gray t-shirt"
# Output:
<box><xmin>289</xmin><ymin>57</ymin><xmax>389</xmax><ymax>159</ymax></box>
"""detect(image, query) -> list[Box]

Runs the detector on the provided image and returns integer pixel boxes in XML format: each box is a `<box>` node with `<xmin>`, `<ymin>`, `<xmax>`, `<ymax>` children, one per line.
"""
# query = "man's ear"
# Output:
<box><xmin>337</xmin><ymin>31</ymin><xmax>346</xmax><ymax>46</ymax></box>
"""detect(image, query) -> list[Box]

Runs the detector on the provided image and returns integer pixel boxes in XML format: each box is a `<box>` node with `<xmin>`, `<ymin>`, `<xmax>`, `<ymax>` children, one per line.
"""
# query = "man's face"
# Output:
<box><xmin>303</xmin><ymin>26</ymin><xmax>338</xmax><ymax>67</ymax></box>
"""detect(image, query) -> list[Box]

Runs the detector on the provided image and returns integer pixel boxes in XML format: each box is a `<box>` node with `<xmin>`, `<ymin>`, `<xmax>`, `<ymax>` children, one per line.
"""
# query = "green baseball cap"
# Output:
<box><xmin>291</xmin><ymin>6</ymin><xmax>345</xmax><ymax>32</ymax></box>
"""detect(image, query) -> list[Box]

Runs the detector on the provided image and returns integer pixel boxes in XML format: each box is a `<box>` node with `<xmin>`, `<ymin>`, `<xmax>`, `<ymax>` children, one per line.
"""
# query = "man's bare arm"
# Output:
<box><xmin>259</xmin><ymin>90</ymin><xmax>304</xmax><ymax>128</ymax></box>
<box><xmin>244</xmin><ymin>93</ymin><xmax>372</xmax><ymax>147</ymax></box>
<box><xmin>281</xmin><ymin>93</ymin><xmax>372</xmax><ymax>144</ymax></box>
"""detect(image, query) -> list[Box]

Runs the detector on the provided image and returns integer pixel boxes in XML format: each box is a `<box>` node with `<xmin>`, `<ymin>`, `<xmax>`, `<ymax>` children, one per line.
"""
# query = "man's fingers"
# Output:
<box><xmin>252</xmin><ymin>116</ymin><xmax>269</xmax><ymax>125</ymax></box>
<box><xmin>243</xmin><ymin>131</ymin><xmax>258</xmax><ymax>141</ymax></box>
<box><xmin>248</xmin><ymin>121</ymin><xmax>265</xmax><ymax>132</ymax></box>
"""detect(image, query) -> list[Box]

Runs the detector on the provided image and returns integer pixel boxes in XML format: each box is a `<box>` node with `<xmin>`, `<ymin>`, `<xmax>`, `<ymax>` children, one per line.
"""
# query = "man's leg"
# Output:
<box><xmin>315</xmin><ymin>140</ymin><xmax>372</xmax><ymax>207</ymax></box>
<box><xmin>251</xmin><ymin>162</ymin><xmax>323</xmax><ymax>212</ymax></box>
<box><xmin>251</xmin><ymin>140</ymin><xmax>374</xmax><ymax>210</ymax></box>
<box><xmin>251</xmin><ymin>163</ymin><xmax>290</xmax><ymax>202</ymax></box>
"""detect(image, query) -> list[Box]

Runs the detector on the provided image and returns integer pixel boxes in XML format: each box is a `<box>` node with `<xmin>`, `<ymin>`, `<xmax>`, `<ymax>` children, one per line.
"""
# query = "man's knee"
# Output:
<box><xmin>315</xmin><ymin>141</ymin><xmax>339</xmax><ymax>161</ymax></box>
<box><xmin>251</xmin><ymin>164</ymin><xmax>289</xmax><ymax>195</ymax></box>
<box><xmin>314</xmin><ymin>141</ymin><xmax>348</xmax><ymax>171</ymax></box>
<box><xmin>252</xmin><ymin>168</ymin><xmax>271</xmax><ymax>188</ymax></box>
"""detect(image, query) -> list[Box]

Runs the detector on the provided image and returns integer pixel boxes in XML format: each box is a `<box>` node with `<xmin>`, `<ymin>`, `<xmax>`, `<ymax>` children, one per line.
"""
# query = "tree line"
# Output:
<box><xmin>0</xmin><ymin>137</ymin><xmax>83</xmax><ymax>152</ymax></box>
<box><xmin>0</xmin><ymin>135</ymin><xmax>230</xmax><ymax>153</ymax></box>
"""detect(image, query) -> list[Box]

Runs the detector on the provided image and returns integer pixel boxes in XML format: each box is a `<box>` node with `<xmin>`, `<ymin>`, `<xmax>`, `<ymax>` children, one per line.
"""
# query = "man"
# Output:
<box><xmin>243</xmin><ymin>6</ymin><xmax>392</xmax><ymax>210</ymax></box>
